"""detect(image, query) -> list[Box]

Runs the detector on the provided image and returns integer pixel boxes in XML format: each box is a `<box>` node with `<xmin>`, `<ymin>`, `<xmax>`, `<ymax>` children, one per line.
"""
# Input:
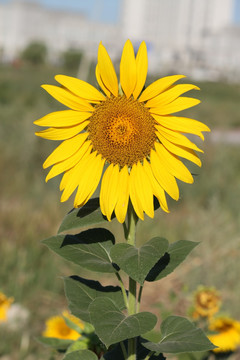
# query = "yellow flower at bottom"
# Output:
<box><xmin>42</xmin><ymin>311</ymin><xmax>84</xmax><ymax>340</ymax></box>
<box><xmin>0</xmin><ymin>292</ymin><xmax>14</xmax><ymax>322</ymax></box>
<box><xmin>35</xmin><ymin>40</ymin><xmax>210</xmax><ymax>223</ymax></box>
<box><xmin>208</xmin><ymin>317</ymin><xmax>240</xmax><ymax>353</ymax></box>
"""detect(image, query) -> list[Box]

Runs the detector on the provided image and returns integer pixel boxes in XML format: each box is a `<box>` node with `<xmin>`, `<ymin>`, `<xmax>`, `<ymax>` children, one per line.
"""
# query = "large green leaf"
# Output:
<box><xmin>146</xmin><ymin>240</ymin><xmax>198</xmax><ymax>282</ymax></box>
<box><xmin>89</xmin><ymin>297</ymin><xmax>157</xmax><ymax>348</ymax></box>
<box><xmin>101</xmin><ymin>338</ymin><xmax>165</xmax><ymax>360</ymax></box>
<box><xmin>42</xmin><ymin>228</ymin><xmax>116</xmax><ymax>273</ymax></box>
<box><xmin>143</xmin><ymin>316</ymin><xmax>216</xmax><ymax>353</ymax></box>
<box><xmin>110</xmin><ymin>238</ymin><xmax>168</xmax><ymax>285</ymax></box>
<box><xmin>63</xmin><ymin>349</ymin><xmax>98</xmax><ymax>360</ymax></box>
<box><xmin>64</xmin><ymin>276</ymin><xmax>126</xmax><ymax>323</ymax></box>
<box><xmin>58</xmin><ymin>198</ymin><xmax>112</xmax><ymax>233</ymax></box>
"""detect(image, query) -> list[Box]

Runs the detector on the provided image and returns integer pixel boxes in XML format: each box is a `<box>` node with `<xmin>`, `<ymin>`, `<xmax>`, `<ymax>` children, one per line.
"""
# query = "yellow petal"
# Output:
<box><xmin>129</xmin><ymin>164</ymin><xmax>144</xmax><ymax>220</ymax></box>
<box><xmin>95</xmin><ymin>64</ymin><xmax>111</xmax><ymax>97</ymax></box>
<box><xmin>41</xmin><ymin>85</ymin><xmax>94</xmax><ymax>111</ymax></box>
<box><xmin>100</xmin><ymin>164</ymin><xmax>113</xmax><ymax>217</ymax></box>
<box><xmin>152</xmin><ymin>114</ymin><xmax>210</xmax><ymax>140</ymax></box>
<box><xmin>150</xmin><ymin>149</ymin><xmax>179</xmax><ymax>200</ymax></box>
<box><xmin>139</xmin><ymin>75</ymin><xmax>185</xmax><ymax>102</ymax></box>
<box><xmin>34</xmin><ymin>110</ymin><xmax>92</xmax><ymax>127</ymax></box>
<box><xmin>74</xmin><ymin>153</ymin><xmax>104</xmax><ymax>207</ymax></box>
<box><xmin>143</xmin><ymin>159</ymin><xmax>169</xmax><ymax>213</ymax></box>
<box><xmin>133</xmin><ymin>41</ymin><xmax>148</xmax><ymax>99</ymax></box>
<box><xmin>35</xmin><ymin>121</ymin><xmax>89</xmax><ymax>140</ymax></box>
<box><xmin>43</xmin><ymin>132</ymin><xmax>88</xmax><ymax>168</ymax></box>
<box><xmin>155</xmin><ymin>125</ymin><xmax>203</xmax><ymax>152</ymax></box>
<box><xmin>120</xmin><ymin>39</ymin><xmax>137</xmax><ymax>98</ymax></box>
<box><xmin>105</xmin><ymin>164</ymin><xmax>121</xmax><ymax>221</ymax></box>
<box><xmin>135</xmin><ymin>162</ymin><xmax>154</xmax><ymax>218</ymax></box>
<box><xmin>55</xmin><ymin>75</ymin><xmax>105</xmax><ymax>102</ymax></box>
<box><xmin>145</xmin><ymin>84</ymin><xmax>199</xmax><ymax>108</ymax></box>
<box><xmin>114</xmin><ymin>166</ymin><xmax>130</xmax><ymax>223</ymax></box>
<box><xmin>60</xmin><ymin>147</ymin><xmax>92</xmax><ymax>201</ymax></box>
<box><xmin>155</xmin><ymin>142</ymin><xmax>193</xmax><ymax>184</ymax></box>
<box><xmin>46</xmin><ymin>141</ymin><xmax>92</xmax><ymax>182</ymax></box>
<box><xmin>149</xmin><ymin>97</ymin><xmax>200</xmax><ymax>115</ymax></box>
<box><xmin>98</xmin><ymin>42</ymin><xmax>118</xmax><ymax>97</ymax></box>
<box><xmin>160</xmin><ymin>137</ymin><xmax>202</xmax><ymax>166</ymax></box>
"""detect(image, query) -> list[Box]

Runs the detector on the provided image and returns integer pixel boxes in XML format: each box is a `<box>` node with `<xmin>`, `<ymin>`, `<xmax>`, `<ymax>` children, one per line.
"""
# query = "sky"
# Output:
<box><xmin>234</xmin><ymin>0</ymin><xmax>240</xmax><ymax>22</ymax></box>
<box><xmin>0</xmin><ymin>0</ymin><xmax>240</xmax><ymax>24</ymax></box>
<box><xmin>0</xmin><ymin>0</ymin><xmax>121</xmax><ymax>23</ymax></box>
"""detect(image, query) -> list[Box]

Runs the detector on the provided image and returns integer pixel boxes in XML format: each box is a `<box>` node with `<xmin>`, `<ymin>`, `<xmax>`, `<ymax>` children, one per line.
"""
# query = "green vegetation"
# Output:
<box><xmin>21</xmin><ymin>41</ymin><xmax>48</xmax><ymax>65</ymax></box>
<box><xmin>61</xmin><ymin>48</ymin><xmax>83</xmax><ymax>70</ymax></box>
<box><xmin>0</xmin><ymin>63</ymin><xmax>239</xmax><ymax>359</ymax></box>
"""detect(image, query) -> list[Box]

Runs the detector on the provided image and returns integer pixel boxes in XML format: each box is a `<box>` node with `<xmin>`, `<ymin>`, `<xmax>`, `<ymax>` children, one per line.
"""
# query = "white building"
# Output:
<box><xmin>0</xmin><ymin>0</ymin><xmax>240</xmax><ymax>80</ymax></box>
<box><xmin>0</xmin><ymin>0</ymin><xmax>120</xmax><ymax>62</ymax></box>
<box><xmin>121</xmin><ymin>0</ymin><xmax>240</xmax><ymax>79</ymax></box>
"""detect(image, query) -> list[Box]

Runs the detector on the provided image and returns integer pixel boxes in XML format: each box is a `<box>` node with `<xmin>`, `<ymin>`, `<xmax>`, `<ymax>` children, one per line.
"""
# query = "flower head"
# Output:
<box><xmin>42</xmin><ymin>310</ymin><xmax>84</xmax><ymax>340</ymax></box>
<box><xmin>191</xmin><ymin>287</ymin><xmax>221</xmax><ymax>319</ymax></box>
<box><xmin>35</xmin><ymin>40</ymin><xmax>210</xmax><ymax>223</ymax></box>
<box><xmin>208</xmin><ymin>316</ymin><xmax>240</xmax><ymax>353</ymax></box>
<box><xmin>0</xmin><ymin>292</ymin><xmax>14</xmax><ymax>323</ymax></box>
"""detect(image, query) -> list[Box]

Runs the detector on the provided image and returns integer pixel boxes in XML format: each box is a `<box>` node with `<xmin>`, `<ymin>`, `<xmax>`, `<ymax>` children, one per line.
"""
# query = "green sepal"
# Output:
<box><xmin>110</xmin><ymin>237</ymin><xmax>168</xmax><ymax>285</ymax></box>
<box><xmin>36</xmin><ymin>336</ymin><xmax>73</xmax><ymax>350</ymax></box>
<box><xmin>89</xmin><ymin>297</ymin><xmax>157</xmax><ymax>348</ymax></box>
<box><xmin>62</xmin><ymin>314</ymin><xmax>84</xmax><ymax>335</ymax></box>
<box><xmin>63</xmin><ymin>349</ymin><xmax>98</xmax><ymax>360</ymax></box>
<box><xmin>66</xmin><ymin>339</ymin><xmax>90</xmax><ymax>353</ymax></box>
<box><xmin>146</xmin><ymin>240</ymin><xmax>198</xmax><ymax>282</ymax></box>
<box><xmin>42</xmin><ymin>228</ymin><xmax>117</xmax><ymax>273</ymax></box>
<box><xmin>143</xmin><ymin>316</ymin><xmax>216</xmax><ymax>353</ymax></box>
<box><xmin>58</xmin><ymin>198</ymin><xmax>113</xmax><ymax>233</ymax></box>
<box><xmin>64</xmin><ymin>276</ymin><xmax>126</xmax><ymax>323</ymax></box>
<box><xmin>101</xmin><ymin>338</ymin><xmax>166</xmax><ymax>360</ymax></box>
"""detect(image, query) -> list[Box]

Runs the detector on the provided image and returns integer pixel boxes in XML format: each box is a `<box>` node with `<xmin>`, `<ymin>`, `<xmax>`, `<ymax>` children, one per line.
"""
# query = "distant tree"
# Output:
<box><xmin>21</xmin><ymin>41</ymin><xmax>47</xmax><ymax>65</ymax></box>
<box><xmin>61</xmin><ymin>48</ymin><xmax>83</xmax><ymax>70</ymax></box>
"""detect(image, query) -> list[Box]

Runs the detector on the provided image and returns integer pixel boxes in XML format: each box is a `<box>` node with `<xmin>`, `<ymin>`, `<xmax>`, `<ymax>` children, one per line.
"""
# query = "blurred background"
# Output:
<box><xmin>0</xmin><ymin>0</ymin><xmax>240</xmax><ymax>359</ymax></box>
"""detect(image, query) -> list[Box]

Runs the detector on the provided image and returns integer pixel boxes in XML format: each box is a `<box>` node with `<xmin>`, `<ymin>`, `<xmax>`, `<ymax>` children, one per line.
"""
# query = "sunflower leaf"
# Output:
<box><xmin>142</xmin><ymin>316</ymin><xmax>216</xmax><ymax>353</ymax></box>
<box><xmin>89</xmin><ymin>297</ymin><xmax>157</xmax><ymax>348</ymax></box>
<box><xmin>63</xmin><ymin>349</ymin><xmax>98</xmax><ymax>360</ymax></box>
<box><xmin>146</xmin><ymin>240</ymin><xmax>198</xmax><ymax>282</ymax></box>
<box><xmin>64</xmin><ymin>276</ymin><xmax>126</xmax><ymax>323</ymax></box>
<box><xmin>58</xmin><ymin>198</ymin><xmax>113</xmax><ymax>233</ymax></box>
<box><xmin>42</xmin><ymin>228</ymin><xmax>116</xmax><ymax>273</ymax></box>
<box><xmin>110</xmin><ymin>237</ymin><xmax>168</xmax><ymax>285</ymax></box>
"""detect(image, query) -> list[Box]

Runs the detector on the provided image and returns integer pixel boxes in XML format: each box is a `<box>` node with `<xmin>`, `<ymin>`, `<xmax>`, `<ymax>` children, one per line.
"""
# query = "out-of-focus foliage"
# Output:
<box><xmin>61</xmin><ymin>48</ymin><xmax>83</xmax><ymax>70</ymax></box>
<box><xmin>21</xmin><ymin>41</ymin><xmax>48</xmax><ymax>65</ymax></box>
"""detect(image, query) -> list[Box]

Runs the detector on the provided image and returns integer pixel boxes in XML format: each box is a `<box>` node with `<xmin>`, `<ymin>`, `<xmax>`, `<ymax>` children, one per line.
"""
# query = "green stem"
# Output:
<box><xmin>125</xmin><ymin>202</ymin><xmax>138</xmax><ymax>360</ymax></box>
<box><xmin>120</xmin><ymin>341</ymin><xmax>128</xmax><ymax>360</ymax></box>
<box><xmin>137</xmin><ymin>285</ymin><xmax>143</xmax><ymax>313</ymax></box>
<box><xmin>144</xmin><ymin>351</ymin><xmax>154</xmax><ymax>360</ymax></box>
<box><xmin>115</xmin><ymin>272</ymin><xmax>129</xmax><ymax>310</ymax></box>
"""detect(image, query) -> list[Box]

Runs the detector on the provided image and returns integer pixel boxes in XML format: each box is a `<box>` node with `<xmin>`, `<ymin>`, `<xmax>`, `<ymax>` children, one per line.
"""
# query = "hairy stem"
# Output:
<box><xmin>125</xmin><ymin>202</ymin><xmax>138</xmax><ymax>360</ymax></box>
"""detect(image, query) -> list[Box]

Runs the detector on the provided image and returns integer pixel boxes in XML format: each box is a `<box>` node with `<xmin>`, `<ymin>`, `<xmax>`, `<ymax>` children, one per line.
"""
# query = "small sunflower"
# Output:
<box><xmin>42</xmin><ymin>311</ymin><xmax>84</xmax><ymax>340</ymax></box>
<box><xmin>0</xmin><ymin>292</ymin><xmax>14</xmax><ymax>322</ymax></box>
<box><xmin>35</xmin><ymin>40</ymin><xmax>210</xmax><ymax>223</ymax></box>
<box><xmin>208</xmin><ymin>317</ymin><xmax>240</xmax><ymax>353</ymax></box>
<box><xmin>192</xmin><ymin>287</ymin><xmax>221</xmax><ymax>319</ymax></box>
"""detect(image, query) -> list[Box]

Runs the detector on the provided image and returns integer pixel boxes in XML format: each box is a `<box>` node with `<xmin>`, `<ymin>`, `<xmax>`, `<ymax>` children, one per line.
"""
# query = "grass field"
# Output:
<box><xmin>0</xmin><ymin>63</ymin><xmax>240</xmax><ymax>359</ymax></box>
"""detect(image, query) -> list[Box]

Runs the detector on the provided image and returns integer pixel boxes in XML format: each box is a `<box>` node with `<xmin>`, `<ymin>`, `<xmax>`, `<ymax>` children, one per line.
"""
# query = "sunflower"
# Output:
<box><xmin>208</xmin><ymin>317</ymin><xmax>240</xmax><ymax>353</ymax></box>
<box><xmin>191</xmin><ymin>287</ymin><xmax>221</xmax><ymax>319</ymax></box>
<box><xmin>0</xmin><ymin>292</ymin><xmax>14</xmax><ymax>322</ymax></box>
<box><xmin>35</xmin><ymin>40</ymin><xmax>209</xmax><ymax>223</ymax></box>
<box><xmin>42</xmin><ymin>310</ymin><xmax>84</xmax><ymax>340</ymax></box>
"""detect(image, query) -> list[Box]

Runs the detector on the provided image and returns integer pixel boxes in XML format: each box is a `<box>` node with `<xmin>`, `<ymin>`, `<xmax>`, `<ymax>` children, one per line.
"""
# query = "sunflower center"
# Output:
<box><xmin>88</xmin><ymin>96</ymin><xmax>156</xmax><ymax>167</ymax></box>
